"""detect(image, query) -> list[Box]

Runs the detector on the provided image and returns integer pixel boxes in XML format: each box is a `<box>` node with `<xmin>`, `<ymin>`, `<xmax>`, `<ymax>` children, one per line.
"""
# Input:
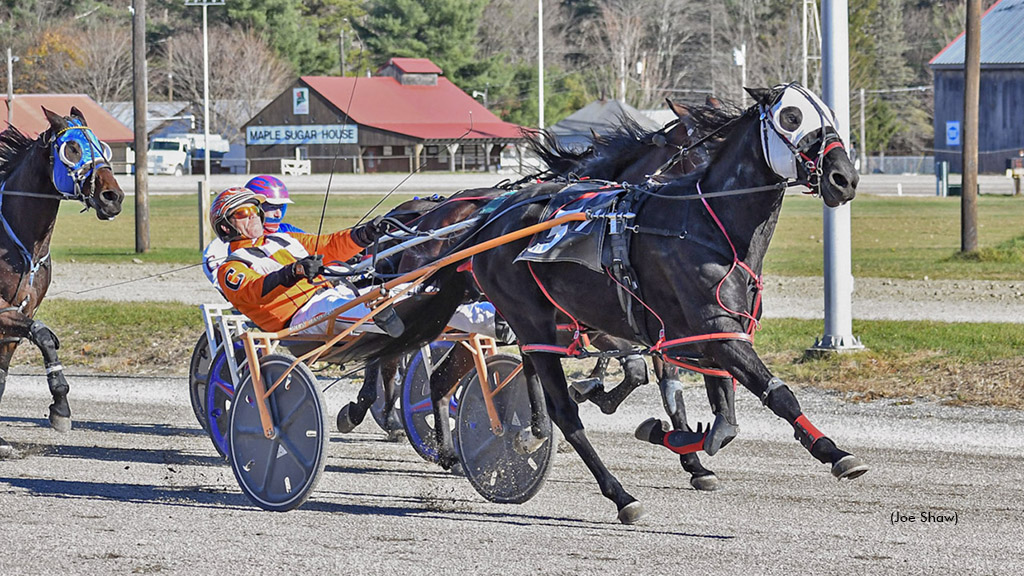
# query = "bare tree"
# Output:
<box><xmin>168</xmin><ymin>25</ymin><xmax>294</xmax><ymax>142</ymax></box>
<box><xmin>43</xmin><ymin>22</ymin><xmax>133</xmax><ymax>102</ymax></box>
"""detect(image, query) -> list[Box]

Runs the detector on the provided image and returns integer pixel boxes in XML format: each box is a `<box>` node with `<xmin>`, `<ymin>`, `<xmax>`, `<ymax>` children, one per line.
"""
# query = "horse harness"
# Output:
<box><xmin>509</xmin><ymin>180</ymin><xmax>762</xmax><ymax>378</ymax></box>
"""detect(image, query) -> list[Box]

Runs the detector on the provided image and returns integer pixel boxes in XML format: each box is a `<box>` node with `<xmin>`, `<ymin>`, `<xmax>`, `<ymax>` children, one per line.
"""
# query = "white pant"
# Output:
<box><xmin>288</xmin><ymin>285</ymin><xmax>496</xmax><ymax>338</ymax></box>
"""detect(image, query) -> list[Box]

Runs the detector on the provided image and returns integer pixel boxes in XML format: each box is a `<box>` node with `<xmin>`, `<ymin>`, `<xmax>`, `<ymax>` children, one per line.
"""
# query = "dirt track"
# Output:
<box><xmin>1</xmin><ymin>372</ymin><xmax>1021</xmax><ymax>574</ymax></box>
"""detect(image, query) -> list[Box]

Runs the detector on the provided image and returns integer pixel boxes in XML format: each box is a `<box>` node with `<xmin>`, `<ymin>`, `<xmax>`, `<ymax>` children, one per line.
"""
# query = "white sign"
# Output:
<box><xmin>946</xmin><ymin>121</ymin><xmax>960</xmax><ymax>146</ymax></box>
<box><xmin>293</xmin><ymin>88</ymin><xmax>309</xmax><ymax>115</ymax></box>
<box><xmin>246</xmin><ymin>124</ymin><xmax>359</xmax><ymax>146</ymax></box>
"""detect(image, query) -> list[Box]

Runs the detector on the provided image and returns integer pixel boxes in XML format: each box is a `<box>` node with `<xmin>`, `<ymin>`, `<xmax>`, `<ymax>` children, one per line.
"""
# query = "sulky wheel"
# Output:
<box><xmin>401</xmin><ymin>341</ymin><xmax>458</xmax><ymax>462</ymax></box>
<box><xmin>228</xmin><ymin>353</ymin><xmax>327</xmax><ymax>512</ymax></box>
<box><xmin>187</xmin><ymin>332</ymin><xmax>214</xmax><ymax>430</ymax></box>
<box><xmin>205</xmin><ymin>340</ymin><xmax>247</xmax><ymax>458</ymax></box>
<box><xmin>455</xmin><ymin>354</ymin><xmax>553</xmax><ymax>504</ymax></box>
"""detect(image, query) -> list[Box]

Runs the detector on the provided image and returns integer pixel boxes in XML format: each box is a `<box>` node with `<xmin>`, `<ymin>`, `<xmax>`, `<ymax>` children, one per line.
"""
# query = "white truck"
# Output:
<box><xmin>147</xmin><ymin>134</ymin><xmax>230</xmax><ymax>176</ymax></box>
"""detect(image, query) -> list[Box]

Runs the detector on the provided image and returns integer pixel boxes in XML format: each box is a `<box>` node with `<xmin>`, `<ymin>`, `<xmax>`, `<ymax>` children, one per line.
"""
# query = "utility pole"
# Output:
<box><xmin>186</xmin><ymin>0</ymin><xmax>224</xmax><ymax>249</ymax></box>
<box><xmin>962</xmin><ymin>0</ymin><xmax>981</xmax><ymax>253</ymax></box>
<box><xmin>537</xmin><ymin>0</ymin><xmax>545</xmax><ymax>129</ymax></box>
<box><xmin>132</xmin><ymin>0</ymin><xmax>149</xmax><ymax>253</ymax></box>
<box><xmin>812</xmin><ymin>0</ymin><xmax>863</xmax><ymax>352</ymax></box>
<box><xmin>339</xmin><ymin>27</ymin><xmax>346</xmax><ymax>76</ymax></box>
<box><xmin>860</xmin><ymin>87</ymin><xmax>867</xmax><ymax>173</ymax></box>
<box><xmin>6</xmin><ymin>48</ymin><xmax>18</xmax><ymax>128</ymax></box>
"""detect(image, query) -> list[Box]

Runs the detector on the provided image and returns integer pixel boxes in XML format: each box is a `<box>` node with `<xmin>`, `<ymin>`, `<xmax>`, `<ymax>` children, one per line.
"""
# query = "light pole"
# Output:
<box><xmin>6</xmin><ymin>48</ymin><xmax>18</xmax><ymax>127</ymax></box>
<box><xmin>537</xmin><ymin>0</ymin><xmax>544</xmax><ymax>129</ymax></box>
<box><xmin>185</xmin><ymin>0</ymin><xmax>224</xmax><ymax>248</ymax></box>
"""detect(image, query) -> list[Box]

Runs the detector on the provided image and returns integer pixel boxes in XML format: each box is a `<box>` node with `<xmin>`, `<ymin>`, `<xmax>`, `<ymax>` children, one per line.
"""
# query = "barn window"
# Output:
<box><xmin>383</xmin><ymin>146</ymin><xmax>393</xmax><ymax>156</ymax></box>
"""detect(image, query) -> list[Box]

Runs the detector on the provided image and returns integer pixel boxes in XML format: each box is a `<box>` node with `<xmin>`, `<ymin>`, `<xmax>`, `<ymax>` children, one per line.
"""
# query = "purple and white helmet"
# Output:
<box><xmin>245</xmin><ymin>175</ymin><xmax>292</xmax><ymax>204</ymax></box>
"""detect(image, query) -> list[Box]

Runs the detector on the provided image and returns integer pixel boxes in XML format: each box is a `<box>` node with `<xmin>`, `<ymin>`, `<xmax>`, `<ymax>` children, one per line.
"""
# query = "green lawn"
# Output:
<box><xmin>54</xmin><ymin>193</ymin><xmax>1024</xmax><ymax>279</ymax></box>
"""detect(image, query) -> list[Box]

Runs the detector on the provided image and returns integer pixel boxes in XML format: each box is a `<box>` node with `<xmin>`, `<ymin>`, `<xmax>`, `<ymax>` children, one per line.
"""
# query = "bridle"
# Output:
<box><xmin>46</xmin><ymin>118</ymin><xmax>113</xmax><ymax>209</ymax></box>
<box><xmin>758</xmin><ymin>82</ymin><xmax>846</xmax><ymax>194</ymax></box>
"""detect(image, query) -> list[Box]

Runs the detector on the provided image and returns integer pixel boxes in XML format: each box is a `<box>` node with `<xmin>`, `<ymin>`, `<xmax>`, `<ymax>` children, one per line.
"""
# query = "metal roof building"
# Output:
<box><xmin>930</xmin><ymin>0</ymin><xmax>1024</xmax><ymax>172</ymax></box>
<box><xmin>243</xmin><ymin>58</ymin><xmax>526</xmax><ymax>174</ymax></box>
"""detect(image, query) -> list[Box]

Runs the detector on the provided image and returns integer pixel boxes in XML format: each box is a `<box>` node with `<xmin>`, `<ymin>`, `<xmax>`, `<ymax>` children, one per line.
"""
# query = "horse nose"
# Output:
<box><xmin>828</xmin><ymin>169</ymin><xmax>858</xmax><ymax>200</ymax></box>
<box><xmin>98</xmin><ymin>188</ymin><xmax>123</xmax><ymax>217</ymax></box>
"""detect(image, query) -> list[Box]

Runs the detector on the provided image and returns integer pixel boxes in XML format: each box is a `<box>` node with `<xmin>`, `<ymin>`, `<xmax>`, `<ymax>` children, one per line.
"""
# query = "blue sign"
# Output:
<box><xmin>946</xmin><ymin>121</ymin><xmax>960</xmax><ymax>146</ymax></box>
<box><xmin>246</xmin><ymin>124</ymin><xmax>358</xmax><ymax>146</ymax></box>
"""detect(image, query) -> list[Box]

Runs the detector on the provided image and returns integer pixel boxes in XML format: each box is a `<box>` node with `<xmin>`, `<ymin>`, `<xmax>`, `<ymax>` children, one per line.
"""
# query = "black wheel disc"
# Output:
<box><xmin>228</xmin><ymin>354</ymin><xmax>326</xmax><ymax>512</ymax></box>
<box><xmin>187</xmin><ymin>332</ymin><xmax>214</xmax><ymax>430</ymax></box>
<box><xmin>456</xmin><ymin>354</ymin><xmax>553</xmax><ymax>504</ymax></box>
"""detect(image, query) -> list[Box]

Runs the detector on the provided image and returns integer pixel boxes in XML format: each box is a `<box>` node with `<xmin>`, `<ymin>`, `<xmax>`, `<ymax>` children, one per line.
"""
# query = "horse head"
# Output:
<box><xmin>745</xmin><ymin>83</ymin><xmax>858</xmax><ymax>207</ymax></box>
<box><xmin>42</xmin><ymin>107</ymin><xmax>124</xmax><ymax>220</ymax></box>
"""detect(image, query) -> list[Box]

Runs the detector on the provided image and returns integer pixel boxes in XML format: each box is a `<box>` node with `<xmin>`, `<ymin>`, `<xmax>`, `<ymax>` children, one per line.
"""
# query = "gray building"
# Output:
<box><xmin>930</xmin><ymin>0</ymin><xmax>1024</xmax><ymax>173</ymax></box>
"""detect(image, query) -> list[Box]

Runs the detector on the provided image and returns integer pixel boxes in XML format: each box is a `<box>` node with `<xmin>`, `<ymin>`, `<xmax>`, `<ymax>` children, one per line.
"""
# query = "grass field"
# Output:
<box><xmin>29</xmin><ymin>192</ymin><xmax>1024</xmax><ymax>409</ymax></box>
<box><xmin>54</xmin><ymin>193</ymin><xmax>1024</xmax><ymax>279</ymax></box>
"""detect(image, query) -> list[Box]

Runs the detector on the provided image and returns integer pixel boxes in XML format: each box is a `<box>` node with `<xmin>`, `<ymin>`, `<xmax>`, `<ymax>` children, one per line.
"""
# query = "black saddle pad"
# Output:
<box><xmin>515</xmin><ymin>181</ymin><xmax>625</xmax><ymax>272</ymax></box>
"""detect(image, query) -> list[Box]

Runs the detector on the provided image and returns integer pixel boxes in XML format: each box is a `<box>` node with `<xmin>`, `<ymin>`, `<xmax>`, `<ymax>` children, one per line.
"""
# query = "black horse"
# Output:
<box><xmin>0</xmin><ymin>107</ymin><xmax>124</xmax><ymax>458</ymax></box>
<box><xmin>450</xmin><ymin>84</ymin><xmax>864</xmax><ymax>523</ymax></box>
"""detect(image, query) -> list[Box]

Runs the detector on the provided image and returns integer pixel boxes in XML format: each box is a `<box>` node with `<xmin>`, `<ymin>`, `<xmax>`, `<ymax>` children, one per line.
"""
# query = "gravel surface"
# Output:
<box><xmin>48</xmin><ymin>262</ymin><xmax>1024</xmax><ymax>324</ymax></box>
<box><xmin>0</xmin><ymin>373</ymin><xmax>1021</xmax><ymax>574</ymax></box>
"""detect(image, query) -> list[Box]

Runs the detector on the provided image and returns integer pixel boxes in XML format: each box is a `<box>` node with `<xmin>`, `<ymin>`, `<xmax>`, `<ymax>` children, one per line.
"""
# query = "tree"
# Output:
<box><xmin>357</xmin><ymin>0</ymin><xmax>490</xmax><ymax>90</ymax></box>
<box><xmin>168</xmin><ymin>25</ymin><xmax>292</xmax><ymax>142</ymax></box>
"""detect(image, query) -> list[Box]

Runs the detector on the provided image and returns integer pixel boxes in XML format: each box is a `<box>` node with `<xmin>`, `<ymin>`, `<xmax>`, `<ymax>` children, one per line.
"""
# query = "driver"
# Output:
<box><xmin>209</xmin><ymin>187</ymin><xmax>507</xmax><ymax>340</ymax></box>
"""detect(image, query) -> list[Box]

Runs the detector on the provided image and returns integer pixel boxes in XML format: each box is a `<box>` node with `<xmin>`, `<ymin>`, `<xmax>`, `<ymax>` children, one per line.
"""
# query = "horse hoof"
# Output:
<box><xmin>617</xmin><ymin>501</ymin><xmax>646</xmax><ymax>525</ymax></box>
<box><xmin>634</xmin><ymin>418</ymin><xmax>669</xmax><ymax>444</ymax></box>
<box><xmin>513</xmin><ymin>428</ymin><xmax>547</xmax><ymax>455</ymax></box>
<box><xmin>336</xmin><ymin>405</ymin><xmax>358</xmax><ymax>434</ymax></box>
<box><xmin>48</xmin><ymin>406</ymin><xmax>72</xmax><ymax>433</ymax></box>
<box><xmin>569</xmin><ymin>378</ymin><xmax>602</xmax><ymax>404</ymax></box>
<box><xmin>385</xmin><ymin>428</ymin><xmax>405</xmax><ymax>443</ymax></box>
<box><xmin>689</xmin><ymin>473</ymin><xmax>720</xmax><ymax>492</ymax></box>
<box><xmin>0</xmin><ymin>438</ymin><xmax>18</xmax><ymax>460</ymax></box>
<box><xmin>832</xmin><ymin>455</ymin><xmax>869</xmax><ymax>480</ymax></box>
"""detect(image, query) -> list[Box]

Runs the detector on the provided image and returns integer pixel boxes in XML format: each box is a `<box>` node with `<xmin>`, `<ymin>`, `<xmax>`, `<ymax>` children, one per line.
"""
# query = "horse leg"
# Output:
<box><xmin>648</xmin><ymin>359</ymin><xmax>720</xmax><ymax>491</ymax></box>
<box><xmin>336</xmin><ymin>360</ymin><xmax>380</xmax><ymax>433</ymax></box>
<box><xmin>379</xmin><ymin>357</ymin><xmax>405</xmax><ymax>440</ymax></box>
<box><xmin>13</xmin><ymin>319</ymin><xmax>73</xmax><ymax>433</ymax></box>
<box><xmin>577</xmin><ymin>354</ymin><xmax>647</xmax><ymax>412</ymax></box>
<box><xmin>527</xmin><ymin>352</ymin><xmax>644</xmax><ymax>524</ymax></box>
<box><xmin>512</xmin><ymin>356</ymin><xmax>551</xmax><ymax>455</ymax></box>
<box><xmin>0</xmin><ymin>343</ymin><xmax>17</xmax><ymax>458</ymax></box>
<box><xmin>429</xmin><ymin>344</ymin><xmax>475</xmax><ymax>472</ymax></box>
<box><xmin>709</xmin><ymin>340</ymin><xmax>868</xmax><ymax>480</ymax></box>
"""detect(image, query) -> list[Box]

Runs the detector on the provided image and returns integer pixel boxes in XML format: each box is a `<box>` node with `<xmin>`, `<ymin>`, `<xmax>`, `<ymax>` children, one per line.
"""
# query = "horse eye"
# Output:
<box><xmin>66</xmin><ymin>142</ymin><xmax>82</xmax><ymax>161</ymax></box>
<box><xmin>778</xmin><ymin>106</ymin><xmax>803</xmax><ymax>131</ymax></box>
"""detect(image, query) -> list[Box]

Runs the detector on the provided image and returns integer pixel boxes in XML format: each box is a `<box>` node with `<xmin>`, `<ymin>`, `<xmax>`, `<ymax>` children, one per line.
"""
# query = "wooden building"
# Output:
<box><xmin>243</xmin><ymin>58</ymin><xmax>526</xmax><ymax>174</ymax></box>
<box><xmin>930</xmin><ymin>0</ymin><xmax>1024</xmax><ymax>173</ymax></box>
<box><xmin>2</xmin><ymin>94</ymin><xmax>134</xmax><ymax>172</ymax></box>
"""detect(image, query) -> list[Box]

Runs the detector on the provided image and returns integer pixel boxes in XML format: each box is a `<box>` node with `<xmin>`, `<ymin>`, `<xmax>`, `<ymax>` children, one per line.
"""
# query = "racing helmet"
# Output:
<box><xmin>245</xmin><ymin>175</ymin><xmax>292</xmax><ymax>232</ymax></box>
<box><xmin>210</xmin><ymin>186</ymin><xmax>266</xmax><ymax>241</ymax></box>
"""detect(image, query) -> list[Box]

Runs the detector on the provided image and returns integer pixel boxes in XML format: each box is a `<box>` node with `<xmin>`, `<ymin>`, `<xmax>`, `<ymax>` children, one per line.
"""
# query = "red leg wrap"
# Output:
<box><xmin>662</xmin><ymin>430</ymin><xmax>708</xmax><ymax>455</ymax></box>
<box><xmin>793</xmin><ymin>414</ymin><xmax>824</xmax><ymax>451</ymax></box>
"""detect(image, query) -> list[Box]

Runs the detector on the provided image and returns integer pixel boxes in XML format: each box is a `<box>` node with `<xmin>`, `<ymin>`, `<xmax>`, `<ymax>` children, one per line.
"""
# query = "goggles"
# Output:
<box><xmin>229</xmin><ymin>204</ymin><xmax>261</xmax><ymax>221</ymax></box>
<box><xmin>263</xmin><ymin>203</ymin><xmax>284</xmax><ymax>212</ymax></box>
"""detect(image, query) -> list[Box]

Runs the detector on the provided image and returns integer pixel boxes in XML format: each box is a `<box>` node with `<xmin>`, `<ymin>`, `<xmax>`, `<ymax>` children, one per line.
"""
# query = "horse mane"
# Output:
<box><xmin>522</xmin><ymin>129</ymin><xmax>592</xmax><ymax>178</ymax></box>
<box><xmin>0</xmin><ymin>126</ymin><xmax>36</xmax><ymax>182</ymax></box>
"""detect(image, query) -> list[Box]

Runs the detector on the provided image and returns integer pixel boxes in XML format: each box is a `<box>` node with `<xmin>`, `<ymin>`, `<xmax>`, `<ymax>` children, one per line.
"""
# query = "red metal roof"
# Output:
<box><xmin>1</xmin><ymin>94</ymin><xmax>134</xmax><ymax>143</ymax></box>
<box><xmin>386</xmin><ymin>57</ymin><xmax>443</xmax><ymax>75</ymax></box>
<box><xmin>301</xmin><ymin>75</ymin><xmax>525</xmax><ymax>141</ymax></box>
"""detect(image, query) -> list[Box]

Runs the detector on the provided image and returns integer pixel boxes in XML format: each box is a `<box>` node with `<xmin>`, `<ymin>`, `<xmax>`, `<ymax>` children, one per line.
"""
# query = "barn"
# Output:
<box><xmin>930</xmin><ymin>0</ymin><xmax>1024</xmax><ymax>173</ymax></box>
<box><xmin>1</xmin><ymin>94</ymin><xmax>134</xmax><ymax>172</ymax></box>
<box><xmin>243</xmin><ymin>58</ymin><xmax>526</xmax><ymax>174</ymax></box>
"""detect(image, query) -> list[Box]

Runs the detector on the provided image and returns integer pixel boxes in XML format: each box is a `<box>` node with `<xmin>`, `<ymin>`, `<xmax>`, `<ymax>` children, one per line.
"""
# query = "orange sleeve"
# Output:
<box><xmin>217</xmin><ymin>257</ymin><xmax>304</xmax><ymax>332</ymax></box>
<box><xmin>289</xmin><ymin>229</ymin><xmax>365</xmax><ymax>266</ymax></box>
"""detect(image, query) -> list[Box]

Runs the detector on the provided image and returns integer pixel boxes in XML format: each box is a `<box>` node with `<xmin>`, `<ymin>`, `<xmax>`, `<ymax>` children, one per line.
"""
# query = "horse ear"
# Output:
<box><xmin>70</xmin><ymin>106</ymin><xmax>86</xmax><ymax>123</ymax></box>
<box><xmin>666</xmin><ymin>99</ymin><xmax>690</xmax><ymax>120</ymax></box>
<box><xmin>744</xmin><ymin>87</ymin><xmax>772</xmax><ymax>105</ymax></box>
<box><xmin>42</xmin><ymin>107</ymin><xmax>67</xmax><ymax>131</ymax></box>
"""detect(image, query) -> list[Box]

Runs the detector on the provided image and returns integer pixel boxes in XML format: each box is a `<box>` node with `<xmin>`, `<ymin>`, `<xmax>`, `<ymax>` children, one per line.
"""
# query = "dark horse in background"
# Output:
<box><xmin>0</xmin><ymin>107</ymin><xmax>124</xmax><ymax>458</ymax></box>
<box><xmin>451</xmin><ymin>84</ymin><xmax>865</xmax><ymax>523</ymax></box>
